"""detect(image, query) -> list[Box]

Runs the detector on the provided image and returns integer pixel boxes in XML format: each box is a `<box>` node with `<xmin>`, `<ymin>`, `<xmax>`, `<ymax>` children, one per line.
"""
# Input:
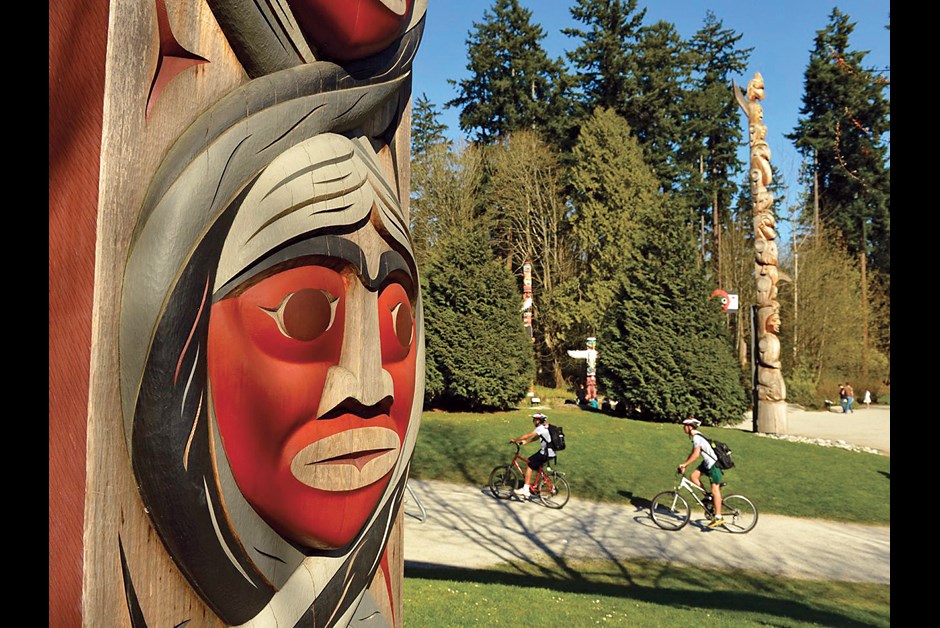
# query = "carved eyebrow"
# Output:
<box><xmin>212</xmin><ymin>234</ymin><xmax>414</xmax><ymax>301</ymax></box>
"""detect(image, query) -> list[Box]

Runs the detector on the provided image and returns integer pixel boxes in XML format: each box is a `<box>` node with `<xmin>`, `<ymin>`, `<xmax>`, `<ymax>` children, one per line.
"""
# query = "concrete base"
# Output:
<box><xmin>757</xmin><ymin>400</ymin><xmax>788</xmax><ymax>434</ymax></box>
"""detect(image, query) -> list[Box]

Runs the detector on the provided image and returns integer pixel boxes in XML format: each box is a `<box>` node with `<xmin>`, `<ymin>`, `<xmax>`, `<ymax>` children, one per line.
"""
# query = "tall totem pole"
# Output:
<box><xmin>734</xmin><ymin>72</ymin><xmax>788</xmax><ymax>433</ymax></box>
<box><xmin>82</xmin><ymin>1</ymin><xmax>427</xmax><ymax>626</ymax></box>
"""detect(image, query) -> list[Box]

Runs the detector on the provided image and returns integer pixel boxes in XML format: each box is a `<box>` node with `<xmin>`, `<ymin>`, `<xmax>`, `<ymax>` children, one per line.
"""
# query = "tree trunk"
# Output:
<box><xmin>861</xmin><ymin>248</ymin><xmax>869</xmax><ymax>380</ymax></box>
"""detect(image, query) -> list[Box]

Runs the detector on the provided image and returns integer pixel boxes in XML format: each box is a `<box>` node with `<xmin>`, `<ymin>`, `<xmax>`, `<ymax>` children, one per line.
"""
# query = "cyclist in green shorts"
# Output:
<box><xmin>677</xmin><ymin>418</ymin><xmax>724</xmax><ymax>528</ymax></box>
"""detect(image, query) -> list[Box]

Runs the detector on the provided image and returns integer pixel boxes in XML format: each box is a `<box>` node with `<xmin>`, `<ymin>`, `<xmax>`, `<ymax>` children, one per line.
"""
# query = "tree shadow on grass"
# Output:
<box><xmin>404</xmin><ymin>564</ymin><xmax>885</xmax><ymax>627</ymax></box>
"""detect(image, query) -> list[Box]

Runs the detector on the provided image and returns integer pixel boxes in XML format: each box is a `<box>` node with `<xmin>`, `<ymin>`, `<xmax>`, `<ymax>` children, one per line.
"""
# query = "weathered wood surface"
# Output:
<box><xmin>82</xmin><ymin>1</ymin><xmax>424</xmax><ymax>626</ymax></box>
<box><xmin>49</xmin><ymin>1</ymin><xmax>110</xmax><ymax>625</ymax></box>
<box><xmin>735</xmin><ymin>72</ymin><xmax>787</xmax><ymax>433</ymax></box>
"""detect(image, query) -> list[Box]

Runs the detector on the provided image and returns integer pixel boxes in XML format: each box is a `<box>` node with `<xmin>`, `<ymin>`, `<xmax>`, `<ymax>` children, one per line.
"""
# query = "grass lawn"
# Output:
<box><xmin>409</xmin><ymin>406</ymin><xmax>890</xmax><ymax>525</ymax></box>
<box><xmin>404</xmin><ymin>559</ymin><xmax>890</xmax><ymax>627</ymax></box>
<box><xmin>404</xmin><ymin>406</ymin><xmax>890</xmax><ymax>625</ymax></box>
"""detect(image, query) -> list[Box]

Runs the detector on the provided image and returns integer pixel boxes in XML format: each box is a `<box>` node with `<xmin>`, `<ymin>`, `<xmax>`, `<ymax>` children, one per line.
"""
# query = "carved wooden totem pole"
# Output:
<box><xmin>734</xmin><ymin>72</ymin><xmax>787</xmax><ymax>433</ymax></box>
<box><xmin>568</xmin><ymin>337</ymin><xmax>598</xmax><ymax>402</ymax></box>
<box><xmin>83</xmin><ymin>1</ymin><xmax>427</xmax><ymax>626</ymax></box>
<box><xmin>522</xmin><ymin>261</ymin><xmax>533</xmax><ymax>341</ymax></box>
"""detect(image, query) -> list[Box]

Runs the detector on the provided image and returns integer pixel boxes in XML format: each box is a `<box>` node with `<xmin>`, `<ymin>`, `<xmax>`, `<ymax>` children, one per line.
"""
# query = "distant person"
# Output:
<box><xmin>839</xmin><ymin>384</ymin><xmax>847</xmax><ymax>413</ymax></box>
<box><xmin>863</xmin><ymin>389</ymin><xmax>872</xmax><ymax>409</ymax></box>
<box><xmin>577</xmin><ymin>383</ymin><xmax>586</xmax><ymax>405</ymax></box>
<box><xmin>677</xmin><ymin>418</ymin><xmax>725</xmax><ymax>529</ymax></box>
<box><xmin>844</xmin><ymin>382</ymin><xmax>855</xmax><ymax>413</ymax></box>
<box><xmin>510</xmin><ymin>413</ymin><xmax>556</xmax><ymax>498</ymax></box>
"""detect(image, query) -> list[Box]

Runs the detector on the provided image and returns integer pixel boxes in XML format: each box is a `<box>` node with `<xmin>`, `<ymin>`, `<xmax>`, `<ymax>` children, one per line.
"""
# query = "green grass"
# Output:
<box><xmin>410</xmin><ymin>406</ymin><xmax>890</xmax><ymax>525</ymax></box>
<box><xmin>404</xmin><ymin>559</ymin><xmax>890</xmax><ymax>627</ymax></box>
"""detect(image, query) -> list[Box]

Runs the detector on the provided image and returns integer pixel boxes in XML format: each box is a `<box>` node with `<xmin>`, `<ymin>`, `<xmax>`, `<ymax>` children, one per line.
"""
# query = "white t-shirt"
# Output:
<box><xmin>535</xmin><ymin>424</ymin><xmax>555</xmax><ymax>457</ymax></box>
<box><xmin>691</xmin><ymin>431</ymin><xmax>717</xmax><ymax>469</ymax></box>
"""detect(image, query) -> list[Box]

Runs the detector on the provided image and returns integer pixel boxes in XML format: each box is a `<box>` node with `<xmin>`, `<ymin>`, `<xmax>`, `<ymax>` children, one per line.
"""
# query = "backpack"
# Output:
<box><xmin>545</xmin><ymin>424</ymin><xmax>566</xmax><ymax>452</ymax></box>
<box><xmin>702</xmin><ymin>433</ymin><xmax>734</xmax><ymax>470</ymax></box>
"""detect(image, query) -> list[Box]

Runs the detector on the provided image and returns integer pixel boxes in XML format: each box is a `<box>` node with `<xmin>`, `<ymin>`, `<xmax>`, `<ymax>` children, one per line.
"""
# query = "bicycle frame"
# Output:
<box><xmin>506</xmin><ymin>443</ymin><xmax>555</xmax><ymax>494</ymax></box>
<box><xmin>673</xmin><ymin>474</ymin><xmax>714</xmax><ymax>513</ymax></box>
<box><xmin>651</xmin><ymin>472</ymin><xmax>758</xmax><ymax>533</ymax></box>
<box><xmin>489</xmin><ymin>442</ymin><xmax>570</xmax><ymax>508</ymax></box>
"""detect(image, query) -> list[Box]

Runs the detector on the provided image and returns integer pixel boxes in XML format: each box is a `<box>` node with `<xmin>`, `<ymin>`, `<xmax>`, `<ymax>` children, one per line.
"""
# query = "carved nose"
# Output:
<box><xmin>317</xmin><ymin>280</ymin><xmax>394</xmax><ymax>418</ymax></box>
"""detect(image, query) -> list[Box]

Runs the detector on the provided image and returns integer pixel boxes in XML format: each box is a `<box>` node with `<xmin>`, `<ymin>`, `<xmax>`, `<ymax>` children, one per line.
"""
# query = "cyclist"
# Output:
<box><xmin>678</xmin><ymin>417</ymin><xmax>724</xmax><ymax>528</ymax></box>
<box><xmin>510</xmin><ymin>413</ymin><xmax>555</xmax><ymax>498</ymax></box>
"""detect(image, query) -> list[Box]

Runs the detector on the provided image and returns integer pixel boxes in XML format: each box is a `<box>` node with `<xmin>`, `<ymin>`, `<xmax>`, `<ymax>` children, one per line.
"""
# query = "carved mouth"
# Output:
<box><xmin>290</xmin><ymin>426</ymin><xmax>400</xmax><ymax>490</ymax></box>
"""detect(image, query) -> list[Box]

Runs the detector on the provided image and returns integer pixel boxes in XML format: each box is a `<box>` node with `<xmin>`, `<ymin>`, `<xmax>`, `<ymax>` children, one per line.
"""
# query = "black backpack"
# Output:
<box><xmin>545</xmin><ymin>424</ymin><xmax>566</xmax><ymax>451</ymax></box>
<box><xmin>702</xmin><ymin>433</ymin><xmax>734</xmax><ymax>470</ymax></box>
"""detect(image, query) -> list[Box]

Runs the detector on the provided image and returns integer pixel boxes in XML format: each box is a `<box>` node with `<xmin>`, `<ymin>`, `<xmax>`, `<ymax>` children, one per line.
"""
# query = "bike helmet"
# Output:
<box><xmin>532</xmin><ymin>413</ymin><xmax>548</xmax><ymax>422</ymax></box>
<box><xmin>681</xmin><ymin>418</ymin><xmax>701</xmax><ymax>427</ymax></box>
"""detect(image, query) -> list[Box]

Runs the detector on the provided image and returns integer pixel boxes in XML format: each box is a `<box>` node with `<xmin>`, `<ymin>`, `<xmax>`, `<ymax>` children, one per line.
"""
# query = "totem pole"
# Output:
<box><xmin>522</xmin><ymin>261</ymin><xmax>534</xmax><ymax>342</ymax></box>
<box><xmin>568</xmin><ymin>337</ymin><xmax>598</xmax><ymax>402</ymax></box>
<box><xmin>82</xmin><ymin>1</ymin><xmax>427</xmax><ymax>626</ymax></box>
<box><xmin>734</xmin><ymin>72</ymin><xmax>788</xmax><ymax>434</ymax></box>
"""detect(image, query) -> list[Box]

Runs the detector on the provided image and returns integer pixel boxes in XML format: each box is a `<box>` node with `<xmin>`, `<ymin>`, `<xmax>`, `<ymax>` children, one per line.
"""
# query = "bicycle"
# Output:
<box><xmin>488</xmin><ymin>442</ymin><xmax>570</xmax><ymax>509</ymax></box>
<box><xmin>649</xmin><ymin>472</ymin><xmax>758</xmax><ymax>533</ymax></box>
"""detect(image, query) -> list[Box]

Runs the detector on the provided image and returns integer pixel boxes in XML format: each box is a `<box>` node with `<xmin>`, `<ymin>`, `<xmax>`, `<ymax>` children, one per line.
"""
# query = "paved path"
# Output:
<box><xmin>402</xmin><ymin>480</ymin><xmax>889</xmax><ymax>585</ymax></box>
<box><xmin>404</xmin><ymin>406</ymin><xmax>890</xmax><ymax>585</ymax></box>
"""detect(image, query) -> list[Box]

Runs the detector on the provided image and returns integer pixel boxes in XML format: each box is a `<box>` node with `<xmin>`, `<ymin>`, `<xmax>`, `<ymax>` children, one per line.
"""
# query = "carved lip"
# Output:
<box><xmin>289</xmin><ymin>426</ymin><xmax>400</xmax><ymax>491</ymax></box>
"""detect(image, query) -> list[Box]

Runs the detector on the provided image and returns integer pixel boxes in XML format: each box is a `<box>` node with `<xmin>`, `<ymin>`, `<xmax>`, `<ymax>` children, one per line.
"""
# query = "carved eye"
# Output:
<box><xmin>390</xmin><ymin>301</ymin><xmax>414</xmax><ymax>348</ymax></box>
<box><xmin>262</xmin><ymin>289</ymin><xmax>338</xmax><ymax>341</ymax></box>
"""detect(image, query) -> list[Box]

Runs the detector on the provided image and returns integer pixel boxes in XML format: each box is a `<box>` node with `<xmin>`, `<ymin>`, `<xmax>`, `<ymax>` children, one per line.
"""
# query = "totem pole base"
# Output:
<box><xmin>757</xmin><ymin>401</ymin><xmax>788</xmax><ymax>434</ymax></box>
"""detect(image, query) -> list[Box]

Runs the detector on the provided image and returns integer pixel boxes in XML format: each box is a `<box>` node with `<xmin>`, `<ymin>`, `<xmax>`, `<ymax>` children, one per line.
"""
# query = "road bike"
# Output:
<box><xmin>650</xmin><ymin>472</ymin><xmax>757</xmax><ymax>533</ymax></box>
<box><xmin>488</xmin><ymin>442</ymin><xmax>570</xmax><ymax>509</ymax></box>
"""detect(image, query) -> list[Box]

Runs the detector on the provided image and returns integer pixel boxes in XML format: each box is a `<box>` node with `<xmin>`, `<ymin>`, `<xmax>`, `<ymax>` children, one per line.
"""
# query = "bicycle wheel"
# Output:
<box><xmin>721</xmin><ymin>494</ymin><xmax>758</xmax><ymax>533</ymax></box>
<box><xmin>537</xmin><ymin>472</ymin><xmax>570</xmax><ymax>509</ymax></box>
<box><xmin>488</xmin><ymin>465</ymin><xmax>520</xmax><ymax>499</ymax></box>
<box><xmin>650</xmin><ymin>491</ymin><xmax>690</xmax><ymax>531</ymax></box>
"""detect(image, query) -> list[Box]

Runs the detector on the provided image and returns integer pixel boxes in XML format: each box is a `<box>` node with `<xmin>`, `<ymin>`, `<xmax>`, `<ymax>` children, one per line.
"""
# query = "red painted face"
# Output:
<box><xmin>207</xmin><ymin>239</ymin><xmax>417</xmax><ymax>549</ymax></box>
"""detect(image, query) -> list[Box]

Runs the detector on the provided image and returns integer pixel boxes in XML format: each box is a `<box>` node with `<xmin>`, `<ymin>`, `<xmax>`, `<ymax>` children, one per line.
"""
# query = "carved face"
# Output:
<box><xmin>207</xmin><ymin>222</ymin><xmax>417</xmax><ymax>549</ymax></box>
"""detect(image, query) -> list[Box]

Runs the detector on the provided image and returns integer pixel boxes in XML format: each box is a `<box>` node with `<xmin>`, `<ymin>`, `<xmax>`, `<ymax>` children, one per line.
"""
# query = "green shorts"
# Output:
<box><xmin>698</xmin><ymin>462</ymin><xmax>723</xmax><ymax>484</ymax></box>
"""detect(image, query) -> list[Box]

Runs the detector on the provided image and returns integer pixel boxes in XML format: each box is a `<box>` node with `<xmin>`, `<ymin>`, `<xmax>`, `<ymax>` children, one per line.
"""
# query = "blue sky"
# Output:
<box><xmin>411</xmin><ymin>0</ymin><xmax>890</xmax><ymax>243</ymax></box>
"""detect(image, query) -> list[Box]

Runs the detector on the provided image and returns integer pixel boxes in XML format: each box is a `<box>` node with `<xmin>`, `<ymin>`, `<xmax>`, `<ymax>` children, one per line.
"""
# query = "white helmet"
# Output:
<box><xmin>681</xmin><ymin>418</ymin><xmax>701</xmax><ymax>427</ymax></box>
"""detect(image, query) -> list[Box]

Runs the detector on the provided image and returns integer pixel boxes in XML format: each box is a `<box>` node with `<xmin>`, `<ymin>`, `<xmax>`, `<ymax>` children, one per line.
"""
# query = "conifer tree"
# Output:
<box><xmin>787</xmin><ymin>8</ymin><xmax>890</xmax><ymax>288</ymax></box>
<box><xmin>446</xmin><ymin>0</ymin><xmax>565</xmax><ymax>143</ymax></box>
<box><xmin>562</xmin><ymin>0</ymin><xmax>646</xmax><ymax>113</ymax></box>
<box><xmin>602</xmin><ymin>190</ymin><xmax>749</xmax><ymax>425</ymax></box>
<box><xmin>629</xmin><ymin>19</ymin><xmax>694</xmax><ymax>193</ymax></box>
<box><xmin>682</xmin><ymin>11</ymin><xmax>751</xmax><ymax>279</ymax></box>
<box><xmin>411</xmin><ymin>93</ymin><xmax>450</xmax><ymax>156</ymax></box>
<box><xmin>422</xmin><ymin>228</ymin><xmax>536</xmax><ymax>410</ymax></box>
<box><xmin>564</xmin><ymin>108</ymin><xmax>661</xmax><ymax>347</ymax></box>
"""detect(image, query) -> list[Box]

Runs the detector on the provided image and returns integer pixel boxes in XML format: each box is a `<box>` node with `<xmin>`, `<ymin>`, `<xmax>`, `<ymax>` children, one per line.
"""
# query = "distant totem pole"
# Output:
<box><xmin>734</xmin><ymin>72</ymin><xmax>788</xmax><ymax>433</ymax></box>
<box><xmin>522</xmin><ymin>261</ymin><xmax>534</xmax><ymax>342</ymax></box>
<box><xmin>568</xmin><ymin>337</ymin><xmax>598</xmax><ymax>402</ymax></box>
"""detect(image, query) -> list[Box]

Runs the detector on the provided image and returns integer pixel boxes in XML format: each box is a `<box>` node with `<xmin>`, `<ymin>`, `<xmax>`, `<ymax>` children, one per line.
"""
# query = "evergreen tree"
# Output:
<box><xmin>629</xmin><ymin>20</ymin><xmax>694</xmax><ymax>193</ymax></box>
<box><xmin>602</xmin><ymin>190</ymin><xmax>749</xmax><ymax>425</ymax></box>
<box><xmin>446</xmin><ymin>0</ymin><xmax>564</xmax><ymax>143</ymax></box>
<box><xmin>562</xmin><ymin>0</ymin><xmax>646</xmax><ymax>113</ymax></box>
<box><xmin>787</xmin><ymin>8</ymin><xmax>890</xmax><ymax>289</ymax></box>
<box><xmin>564</xmin><ymin>108</ymin><xmax>661</xmax><ymax>350</ymax></box>
<box><xmin>411</xmin><ymin>93</ymin><xmax>450</xmax><ymax>156</ymax></box>
<box><xmin>681</xmin><ymin>11</ymin><xmax>751</xmax><ymax>277</ymax></box>
<box><xmin>422</xmin><ymin>228</ymin><xmax>536</xmax><ymax>410</ymax></box>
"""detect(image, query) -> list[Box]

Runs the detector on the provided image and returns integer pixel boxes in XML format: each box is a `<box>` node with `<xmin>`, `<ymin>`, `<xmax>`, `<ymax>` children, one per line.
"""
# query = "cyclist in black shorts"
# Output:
<box><xmin>510</xmin><ymin>413</ymin><xmax>555</xmax><ymax>498</ymax></box>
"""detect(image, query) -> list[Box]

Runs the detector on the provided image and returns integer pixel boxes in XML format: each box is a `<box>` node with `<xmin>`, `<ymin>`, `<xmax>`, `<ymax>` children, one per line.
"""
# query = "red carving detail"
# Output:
<box><xmin>286</xmin><ymin>0</ymin><xmax>415</xmax><ymax>61</ymax></box>
<box><xmin>147</xmin><ymin>0</ymin><xmax>208</xmax><ymax>119</ymax></box>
